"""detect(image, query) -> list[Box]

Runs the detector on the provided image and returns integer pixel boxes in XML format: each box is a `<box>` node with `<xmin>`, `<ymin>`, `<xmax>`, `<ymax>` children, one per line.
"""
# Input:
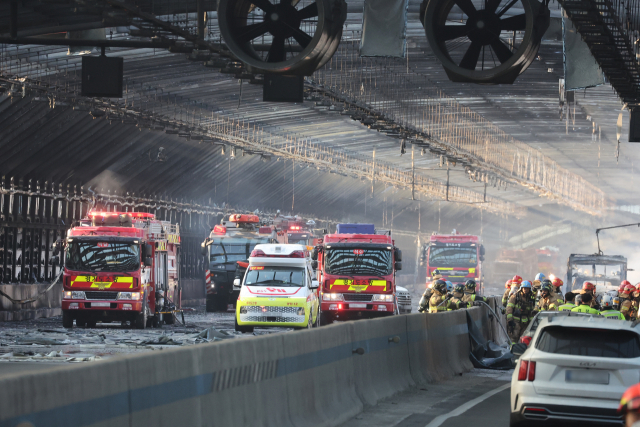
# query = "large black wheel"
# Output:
<box><xmin>164</xmin><ymin>312</ymin><xmax>175</xmax><ymax>325</ymax></box>
<box><xmin>62</xmin><ymin>311</ymin><xmax>73</xmax><ymax>328</ymax></box>
<box><xmin>205</xmin><ymin>294</ymin><xmax>217</xmax><ymax>312</ymax></box>
<box><xmin>134</xmin><ymin>305</ymin><xmax>147</xmax><ymax>330</ymax></box>
<box><xmin>319</xmin><ymin>311</ymin><xmax>332</xmax><ymax>326</ymax></box>
<box><xmin>86</xmin><ymin>319</ymin><xmax>97</xmax><ymax>328</ymax></box>
<box><xmin>218</xmin><ymin>0</ymin><xmax>347</xmax><ymax>75</ymax></box>
<box><xmin>421</xmin><ymin>0</ymin><xmax>549</xmax><ymax>83</ymax></box>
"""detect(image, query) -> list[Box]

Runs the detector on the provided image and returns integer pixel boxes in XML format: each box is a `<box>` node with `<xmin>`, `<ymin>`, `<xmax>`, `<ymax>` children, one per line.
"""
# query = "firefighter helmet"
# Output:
<box><xmin>583</xmin><ymin>282</ymin><xmax>596</xmax><ymax>292</ymax></box>
<box><xmin>619</xmin><ymin>283</ymin><xmax>629</xmax><ymax>294</ymax></box>
<box><xmin>454</xmin><ymin>284</ymin><xmax>465</xmax><ymax>294</ymax></box>
<box><xmin>465</xmin><ymin>279</ymin><xmax>477</xmax><ymax>291</ymax></box>
<box><xmin>552</xmin><ymin>277</ymin><xmax>563</xmax><ymax>288</ymax></box>
<box><xmin>512</xmin><ymin>275</ymin><xmax>523</xmax><ymax>285</ymax></box>
<box><xmin>505</xmin><ymin>280</ymin><xmax>512</xmax><ymax>289</ymax></box>
<box><xmin>621</xmin><ymin>280</ymin><xmax>632</xmax><ymax>287</ymax></box>
<box><xmin>534</xmin><ymin>273</ymin><xmax>546</xmax><ymax>281</ymax></box>
<box><xmin>540</xmin><ymin>283</ymin><xmax>552</xmax><ymax>294</ymax></box>
<box><xmin>433</xmin><ymin>280</ymin><xmax>447</xmax><ymax>294</ymax></box>
<box><xmin>521</xmin><ymin>281</ymin><xmax>532</xmax><ymax>289</ymax></box>
<box><xmin>619</xmin><ymin>383</ymin><xmax>640</xmax><ymax>413</ymax></box>
<box><xmin>623</xmin><ymin>283</ymin><xmax>635</xmax><ymax>295</ymax></box>
<box><xmin>445</xmin><ymin>281</ymin><xmax>454</xmax><ymax>292</ymax></box>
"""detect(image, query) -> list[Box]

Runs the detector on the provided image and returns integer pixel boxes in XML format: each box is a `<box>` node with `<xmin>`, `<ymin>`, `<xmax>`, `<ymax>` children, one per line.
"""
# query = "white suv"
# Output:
<box><xmin>510</xmin><ymin>316</ymin><xmax>640</xmax><ymax>426</ymax></box>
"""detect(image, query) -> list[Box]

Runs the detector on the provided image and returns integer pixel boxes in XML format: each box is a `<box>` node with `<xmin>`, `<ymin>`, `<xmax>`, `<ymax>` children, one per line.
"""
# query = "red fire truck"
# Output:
<box><xmin>422</xmin><ymin>230</ymin><xmax>485</xmax><ymax>289</ymax></box>
<box><xmin>313</xmin><ymin>223</ymin><xmax>402</xmax><ymax>325</ymax></box>
<box><xmin>59</xmin><ymin>211</ymin><xmax>181</xmax><ymax>329</ymax></box>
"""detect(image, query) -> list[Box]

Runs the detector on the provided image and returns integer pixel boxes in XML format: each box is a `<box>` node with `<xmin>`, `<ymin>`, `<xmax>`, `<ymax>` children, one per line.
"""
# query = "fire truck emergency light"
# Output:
<box><xmin>213</xmin><ymin>225</ymin><xmax>227</xmax><ymax>234</ymax></box>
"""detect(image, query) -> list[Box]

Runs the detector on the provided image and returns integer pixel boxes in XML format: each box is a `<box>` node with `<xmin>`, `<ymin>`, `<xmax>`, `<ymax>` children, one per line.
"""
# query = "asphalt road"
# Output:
<box><xmin>340</xmin><ymin>369</ymin><xmax>512</xmax><ymax>427</ymax></box>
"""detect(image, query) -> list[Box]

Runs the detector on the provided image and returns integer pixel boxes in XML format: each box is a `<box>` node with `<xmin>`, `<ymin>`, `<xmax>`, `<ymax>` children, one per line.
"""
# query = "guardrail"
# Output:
<box><xmin>0</xmin><ymin>304</ymin><xmax>498</xmax><ymax>427</ymax></box>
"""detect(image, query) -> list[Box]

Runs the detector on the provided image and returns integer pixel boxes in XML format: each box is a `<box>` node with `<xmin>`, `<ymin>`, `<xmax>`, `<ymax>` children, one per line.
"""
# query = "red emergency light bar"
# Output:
<box><xmin>213</xmin><ymin>225</ymin><xmax>227</xmax><ymax>234</ymax></box>
<box><xmin>290</xmin><ymin>225</ymin><xmax>301</xmax><ymax>231</ymax></box>
<box><xmin>88</xmin><ymin>211</ymin><xmax>155</xmax><ymax>219</ymax></box>
<box><xmin>229</xmin><ymin>214</ymin><xmax>259</xmax><ymax>223</ymax></box>
<box><xmin>251</xmin><ymin>249</ymin><xmax>305</xmax><ymax>258</ymax></box>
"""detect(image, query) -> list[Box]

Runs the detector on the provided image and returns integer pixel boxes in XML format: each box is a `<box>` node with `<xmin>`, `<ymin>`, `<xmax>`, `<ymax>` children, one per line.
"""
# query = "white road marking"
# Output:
<box><xmin>424</xmin><ymin>382</ymin><xmax>511</xmax><ymax>427</ymax></box>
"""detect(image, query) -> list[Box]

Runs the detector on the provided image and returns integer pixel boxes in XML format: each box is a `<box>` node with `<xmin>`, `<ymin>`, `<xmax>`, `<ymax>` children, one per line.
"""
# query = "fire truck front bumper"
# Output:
<box><xmin>320</xmin><ymin>300</ymin><xmax>395</xmax><ymax>319</ymax></box>
<box><xmin>62</xmin><ymin>300</ymin><xmax>143</xmax><ymax>312</ymax></box>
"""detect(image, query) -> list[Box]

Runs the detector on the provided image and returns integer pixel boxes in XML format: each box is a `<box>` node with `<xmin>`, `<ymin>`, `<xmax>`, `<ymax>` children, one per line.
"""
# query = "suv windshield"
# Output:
<box><xmin>66</xmin><ymin>241</ymin><xmax>140</xmax><ymax>272</ymax></box>
<box><xmin>429</xmin><ymin>246</ymin><xmax>477</xmax><ymax>267</ymax></box>
<box><xmin>244</xmin><ymin>266</ymin><xmax>305</xmax><ymax>287</ymax></box>
<box><xmin>536</xmin><ymin>326</ymin><xmax>640</xmax><ymax>358</ymax></box>
<box><xmin>324</xmin><ymin>248</ymin><xmax>392</xmax><ymax>276</ymax></box>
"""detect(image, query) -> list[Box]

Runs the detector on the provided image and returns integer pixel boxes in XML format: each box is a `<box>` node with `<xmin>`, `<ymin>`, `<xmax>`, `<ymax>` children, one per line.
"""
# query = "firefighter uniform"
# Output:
<box><xmin>501</xmin><ymin>288</ymin><xmax>511</xmax><ymax>307</ymax></box>
<box><xmin>462</xmin><ymin>292</ymin><xmax>487</xmax><ymax>306</ymax></box>
<box><xmin>506</xmin><ymin>288</ymin><xmax>535</xmax><ymax>342</ymax></box>
<box><xmin>536</xmin><ymin>294</ymin><xmax>559</xmax><ymax>312</ymax></box>
<box><xmin>447</xmin><ymin>294</ymin><xmax>467</xmax><ymax>310</ymax></box>
<box><xmin>620</xmin><ymin>297</ymin><xmax>633</xmax><ymax>320</ymax></box>
<box><xmin>429</xmin><ymin>290</ymin><xmax>449</xmax><ymax>313</ymax></box>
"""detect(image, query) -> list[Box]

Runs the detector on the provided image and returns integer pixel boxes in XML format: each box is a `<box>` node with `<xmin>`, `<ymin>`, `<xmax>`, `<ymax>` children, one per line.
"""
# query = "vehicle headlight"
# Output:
<box><xmin>239</xmin><ymin>306</ymin><xmax>248</xmax><ymax>314</ymax></box>
<box><xmin>297</xmin><ymin>307</ymin><xmax>305</xmax><ymax>316</ymax></box>
<box><xmin>117</xmin><ymin>292</ymin><xmax>142</xmax><ymax>300</ymax></box>
<box><xmin>372</xmin><ymin>294</ymin><xmax>394</xmax><ymax>302</ymax></box>
<box><xmin>64</xmin><ymin>291</ymin><xmax>85</xmax><ymax>299</ymax></box>
<box><xmin>322</xmin><ymin>293</ymin><xmax>344</xmax><ymax>301</ymax></box>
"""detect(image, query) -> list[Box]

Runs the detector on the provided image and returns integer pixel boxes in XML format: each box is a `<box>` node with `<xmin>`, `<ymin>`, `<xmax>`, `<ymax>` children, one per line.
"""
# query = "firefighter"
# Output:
<box><xmin>448</xmin><ymin>284</ymin><xmax>469</xmax><ymax>311</ymax></box>
<box><xmin>502</xmin><ymin>280</ymin><xmax>512</xmax><ymax>306</ymax></box>
<box><xmin>428</xmin><ymin>280</ymin><xmax>450</xmax><ymax>313</ymax></box>
<box><xmin>462</xmin><ymin>279</ymin><xmax>487</xmax><ymax>305</ymax></box>
<box><xmin>620</xmin><ymin>283</ymin><xmax>635</xmax><ymax>320</ymax></box>
<box><xmin>431</xmin><ymin>269</ymin><xmax>443</xmax><ymax>281</ymax></box>
<box><xmin>512</xmin><ymin>275</ymin><xmax>523</xmax><ymax>286</ymax></box>
<box><xmin>552</xmin><ymin>277</ymin><xmax>565</xmax><ymax>304</ymax></box>
<box><xmin>571</xmin><ymin>292</ymin><xmax>600</xmax><ymax>314</ymax></box>
<box><xmin>557</xmin><ymin>292</ymin><xmax>577</xmax><ymax>312</ymax></box>
<box><xmin>536</xmin><ymin>283</ymin><xmax>558</xmax><ymax>312</ymax></box>
<box><xmin>600</xmin><ymin>294</ymin><xmax>625</xmax><ymax>320</ymax></box>
<box><xmin>445</xmin><ymin>281</ymin><xmax>454</xmax><ymax>294</ymax></box>
<box><xmin>619</xmin><ymin>383</ymin><xmax>640</xmax><ymax>427</ymax></box>
<box><xmin>506</xmin><ymin>280</ymin><xmax>535</xmax><ymax>343</ymax></box>
<box><xmin>582</xmin><ymin>281</ymin><xmax>600</xmax><ymax>310</ymax></box>
<box><xmin>533</xmin><ymin>273</ymin><xmax>545</xmax><ymax>297</ymax></box>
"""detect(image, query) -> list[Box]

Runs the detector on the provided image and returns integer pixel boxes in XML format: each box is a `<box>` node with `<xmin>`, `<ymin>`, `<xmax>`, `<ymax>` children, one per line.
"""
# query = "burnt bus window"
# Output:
<box><xmin>325</xmin><ymin>249</ymin><xmax>392</xmax><ymax>276</ymax></box>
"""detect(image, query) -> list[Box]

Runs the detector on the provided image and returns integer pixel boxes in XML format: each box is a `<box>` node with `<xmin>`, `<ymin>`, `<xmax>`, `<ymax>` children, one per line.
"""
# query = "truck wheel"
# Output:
<box><xmin>234</xmin><ymin>316</ymin><xmax>254</xmax><ymax>333</ymax></box>
<box><xmin>76</xmin><ymin>318</ymin><xmax>86</xmax><ymax>328</ymax></box>
<box><xmin>206</xmin><ymin>295</ymin><xmax>216</xmax><ymax>312</ymax></box>
<box><xmin>319</xmin><ymin>311</ymin><xmax>332</xmax><ymax>326</ymax></box>
<box><xmin>86</xmin><ymin>320</ymin><xmax>97</xmax><ymax>328</ymax></box>
<box><xmin>216</xmin><ymin>296</ymin><xmax>228</xmax><ymax>312</ymax></box>
<box><xmin>62</xmin><ymin>311</ymin><xmax>73</xmax><ymax>328</ymax></box>
<box><xmin>164</xmin><ymin>312</ymin><xmax>175</xmax><ymax>325</ymax></box>
<box><xmin>135</xmin><ymin>306</ymin><xmax>147</xmax><ymax>329</ymax></box>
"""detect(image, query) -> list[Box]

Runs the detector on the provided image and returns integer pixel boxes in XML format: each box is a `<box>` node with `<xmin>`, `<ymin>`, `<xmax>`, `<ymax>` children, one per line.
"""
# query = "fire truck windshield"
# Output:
<box><xmin>66</xmin><ymin>241</ymin><xmax>140</xmax><ymax>272</ymax></box>
<box><xmin>245</xmin><ymin>266</ymin><xmax>305</xmax><ymax>287</ymax></box>
<box><xmin>324</xmin><ymin>248</ymin><xmax>392</xmax><ymax>276</ymax></box>
<box><xmin>428</xmin><ymin>246</ymin><xmax>477</xmax><ymax>267</ymax></box>
<box><xmin>210</xmin><ymin>244</ymin><xmax>247</xmax><ymax>264</ymax></box>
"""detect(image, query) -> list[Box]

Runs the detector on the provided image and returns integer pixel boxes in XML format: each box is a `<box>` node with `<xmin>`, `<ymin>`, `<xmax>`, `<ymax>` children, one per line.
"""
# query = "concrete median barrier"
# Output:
<box><xmin>0</xmin><ymin>307</ymin><xmax>492</xmax><ymax>427</ymax></box>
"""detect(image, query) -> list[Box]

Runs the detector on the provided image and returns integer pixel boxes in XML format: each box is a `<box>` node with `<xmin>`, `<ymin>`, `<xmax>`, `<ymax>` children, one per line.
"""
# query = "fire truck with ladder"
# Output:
<box><xmin>201</xmin><ymin>214</ymin><xmax>277</xmax><ymax>312</ymax></box>
<box><xmin>59</xmin><ymin>211</ymin><xmax>181</xmax><ymax>329</ymax></box>
<box><xmin>312</xmin><ymin>223</ymin><xmax>402</xmax><ymax>324</ymax></box>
